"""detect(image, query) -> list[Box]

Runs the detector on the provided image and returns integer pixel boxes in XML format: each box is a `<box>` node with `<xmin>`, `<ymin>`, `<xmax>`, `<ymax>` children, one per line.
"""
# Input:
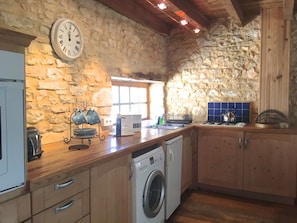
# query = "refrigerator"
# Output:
<box><xmin>0</xmin><ymin>49</ymin><xmax>26</xmax><ymax>193</ymax></box>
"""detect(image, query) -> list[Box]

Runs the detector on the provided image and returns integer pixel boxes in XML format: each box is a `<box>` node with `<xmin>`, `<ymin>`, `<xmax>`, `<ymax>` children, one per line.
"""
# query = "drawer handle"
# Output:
<box><xmin>55</xmin><ymin>199</ymin><xmax>75</xmax><ymax>213</ymax></box>
<box><xmin>54</xmin><ymin>178</ymin><xmax>75</xmax><ymax>190</ymax></box>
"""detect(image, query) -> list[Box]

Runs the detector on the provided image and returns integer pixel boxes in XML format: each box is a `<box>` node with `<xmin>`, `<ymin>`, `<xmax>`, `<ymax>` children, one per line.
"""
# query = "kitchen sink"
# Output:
<box><xmin>146</xmin><ymin>123</ymin><xmax>186</xmax><ymax>130</ymax></box>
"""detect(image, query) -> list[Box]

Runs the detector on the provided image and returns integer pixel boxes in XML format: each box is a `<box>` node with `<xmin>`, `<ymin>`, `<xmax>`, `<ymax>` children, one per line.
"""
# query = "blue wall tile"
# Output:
<box><xmin>207</xmin><ymin>101</ymin><xmax>251</xmax><ymax>123</ymax></box>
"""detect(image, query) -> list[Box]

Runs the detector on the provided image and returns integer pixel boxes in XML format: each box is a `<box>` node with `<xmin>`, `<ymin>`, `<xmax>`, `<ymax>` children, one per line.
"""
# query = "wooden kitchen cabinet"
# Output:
<box><xmin>31</xmin><ymin>170</ymin><xmax>90</xmax><ymax>223</ymax></box>
<box><xmin>0</xmin><ymin>193</ymin><xmax>31</xmax><ymax>223</ymax></box>
<box><xmin>244</xmin><ymin>132</ymin><xmax>297</xmax><ymax>198</ymax></box>
<box><xmin>181</xmin><ymin>129</ymin><xmax>195</xmax><ymax>193</ymax></box>
<box><xmin>90</xmin><ymin>154</ymin><xmax>131</xmax><ymax>223</ymax></box>
<box><xmin>198</xmin><ymin>128</ymin><xmax>297</xmax><ymax>201</ymax></box>
<box><xmin>198</xmin><ymin>129</ymin><xmax>244</xmax><ymax>190</ymax></box>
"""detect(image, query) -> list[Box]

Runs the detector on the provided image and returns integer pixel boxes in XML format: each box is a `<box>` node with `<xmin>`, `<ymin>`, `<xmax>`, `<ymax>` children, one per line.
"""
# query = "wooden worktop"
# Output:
<box><xmin>26</xmin><ymin>123</ymin><xmax>297</xmax><ymax>191</ymax></box>
<box><xmin>27</xmin><ymin>126</ymin><xmax>190</xmax><ymax>191</ymax></box>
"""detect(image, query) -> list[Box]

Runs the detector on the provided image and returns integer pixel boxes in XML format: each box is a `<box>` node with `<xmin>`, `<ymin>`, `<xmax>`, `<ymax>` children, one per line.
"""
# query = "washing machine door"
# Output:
<box><xmin>143</xmin><ymin>169</ymin><xmax>165</xmax><ymax>218</ymax></box>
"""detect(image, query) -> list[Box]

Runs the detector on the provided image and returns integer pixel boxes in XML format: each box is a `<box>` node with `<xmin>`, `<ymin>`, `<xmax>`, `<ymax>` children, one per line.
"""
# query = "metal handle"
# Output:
<box><xmin>54</xmin><ymin>178</ymin><xmax>75</xmax><ymax>190</ymax></box>
<box><xmin>129</xmin><ymin>162</ymin><xmax>133</xmax><ymax>180</ymax></box>
<box><xmin>55</xmin><ymin>199</ymin><xmax>75</xmax><ymax>213</ymax></box>
<box><xmin>168</xmin><ymin>149</ymin><xmax>174</xmax><ymax>165</ymax></box>
<box><xmin>244</xmin><ymin>138</ymin><xmax>248</xmax><ymax>149</ymax></box>
<box><xmin>238</xmin><ymin>138</ymin><xmax>243</xmax><ymax>149</ymax></box>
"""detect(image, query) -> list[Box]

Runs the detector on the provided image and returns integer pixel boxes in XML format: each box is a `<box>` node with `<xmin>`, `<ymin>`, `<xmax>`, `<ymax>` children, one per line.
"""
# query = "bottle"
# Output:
<box><xmin>158</xmin><ymin>114</ymin><xmax>165</xmax><ymax>125</ymax></box>
<box><xmin>160</xmin><ymin>114</ymin><xmax>165</xmax><ymax>125</ymax></box>
<box><xmin>116</xmin><ymin>114</ymin><xmax>122</xmax><ymax>137</ymax></box>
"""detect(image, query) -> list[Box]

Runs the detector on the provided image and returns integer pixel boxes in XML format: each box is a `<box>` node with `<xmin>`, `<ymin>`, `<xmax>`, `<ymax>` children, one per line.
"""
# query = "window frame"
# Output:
<box><xmin>111</xmin><ymin>80</ymin><xmax>150</xmax><ymax>120</ymax></box>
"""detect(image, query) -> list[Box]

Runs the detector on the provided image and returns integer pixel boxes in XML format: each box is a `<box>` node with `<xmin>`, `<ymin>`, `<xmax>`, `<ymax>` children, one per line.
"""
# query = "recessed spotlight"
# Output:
<box><xmin>194</xmin><ymin>28</ymin><xmax>200</xmax><ymax>33</ymax></box>
<box><xmin>180</xmin><ymin>20</ymin><xmax>188</xmax><ymax>25</ymax></box>
<box><xmin>157</xmin><ymin>3</ymin><xmax>167</xmax><ymax>10</ymax></box>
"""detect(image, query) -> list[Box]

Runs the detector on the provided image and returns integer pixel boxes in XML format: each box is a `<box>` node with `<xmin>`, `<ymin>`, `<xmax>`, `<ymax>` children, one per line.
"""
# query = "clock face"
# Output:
<box><xmin>51</xmin><ymin>18</ymin><xmax>83</xmax><ymax>61</ymax></box>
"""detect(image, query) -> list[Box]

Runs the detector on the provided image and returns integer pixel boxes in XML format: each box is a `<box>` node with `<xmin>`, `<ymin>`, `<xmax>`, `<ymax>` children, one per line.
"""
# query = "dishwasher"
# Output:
<box><xmin>164</xmin><ymin>135</ymin><xmax>183</xmax><ymax>220</ymax></box>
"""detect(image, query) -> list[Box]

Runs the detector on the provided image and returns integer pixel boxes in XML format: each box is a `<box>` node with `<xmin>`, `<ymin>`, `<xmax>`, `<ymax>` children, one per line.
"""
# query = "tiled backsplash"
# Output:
<box><xmin>208</xmin><ymin>102</ymin><xmax>250</xmax><ymax>123</ymax></box>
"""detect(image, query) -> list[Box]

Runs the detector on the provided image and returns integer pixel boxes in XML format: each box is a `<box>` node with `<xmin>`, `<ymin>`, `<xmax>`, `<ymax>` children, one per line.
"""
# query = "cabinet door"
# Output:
<box><xmin>91</xmin><ymin>155</ymin><xmax>131</xmax><ymax>223</ymax></box>
<box><xmin>181</xmin><ymin>130</ymin><xmax>194</xmax><ymax>193</ymax></box>
<box><xmin>0</xmin><ymin>193</ymin><xmax>31</xmax><ymax>223</ymax></box>
<box><xmin>198</xmin><ymin>129</ymin><xmax>244</xmax><ymax>189</ymax></box>
<box><xmin>244</xmin><ymin>133</ymin><xmax>297</xmax><ymax>197</ymax></box>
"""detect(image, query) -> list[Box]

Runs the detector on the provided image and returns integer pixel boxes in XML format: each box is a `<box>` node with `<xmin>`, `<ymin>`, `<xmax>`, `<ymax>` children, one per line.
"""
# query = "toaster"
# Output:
<box><xmin>27</xmin><ymin>127</ymin><xmax>43</xmax><ymax>162</ymax></box>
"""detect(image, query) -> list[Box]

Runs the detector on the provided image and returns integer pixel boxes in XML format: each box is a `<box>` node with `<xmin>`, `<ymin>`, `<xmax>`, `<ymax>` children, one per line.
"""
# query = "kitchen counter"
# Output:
<box><xmin>27</xmin><ymin>126</ymin><xmax>191</xmax><ymax>191</ymax></box>
<box><xmin>27</xmin><ymin>123</ymin><xmax>297</xmax><ymax>191</ymax></box>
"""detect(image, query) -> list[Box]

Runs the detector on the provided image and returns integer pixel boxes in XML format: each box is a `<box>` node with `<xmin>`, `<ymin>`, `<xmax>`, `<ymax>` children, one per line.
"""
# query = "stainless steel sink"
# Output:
<box><xmin>146</xmin><ymin>124</ymin><xmax>186</xmax><ymax>130</ymax></box>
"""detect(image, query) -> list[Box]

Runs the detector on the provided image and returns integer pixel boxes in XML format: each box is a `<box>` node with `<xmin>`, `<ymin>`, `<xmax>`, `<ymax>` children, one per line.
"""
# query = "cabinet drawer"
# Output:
<box><xmin>32</xmin><ymin>170</ymin><xmax>89</xmax><ymax>215</ymax></box>
<box><xmin>32</xmin><ymin>189</ymin><xmax>89</xmax><ymax>223</ymax></box>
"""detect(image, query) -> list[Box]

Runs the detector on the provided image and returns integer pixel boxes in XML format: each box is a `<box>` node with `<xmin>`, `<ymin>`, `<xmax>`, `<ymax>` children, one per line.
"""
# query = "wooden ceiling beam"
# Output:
<box><xmin>221</xmin><ymin>0</ymin><xmax>245</xmax><ymax>26</ymax></box>
<box><xmin>95</xmin><ymin>0</ymin><xmax>172</xmax><ymax>35</ymax></box>
<box><xmin>168</xmin><ymin>0</ymin><xmax>210</xmax><ymax>28</ymax></box>
<box><xmin>283</xmin><ymin>0</ymin><xmax>294</xmax><ymax>20</ymax></box>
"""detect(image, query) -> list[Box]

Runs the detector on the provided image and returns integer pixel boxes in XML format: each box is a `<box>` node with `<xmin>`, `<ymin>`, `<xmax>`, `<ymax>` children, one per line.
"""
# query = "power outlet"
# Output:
<box><xmin>102</xmin><ymin>117</ymin><xmax>113</xmax><ymax>126</ymax></box>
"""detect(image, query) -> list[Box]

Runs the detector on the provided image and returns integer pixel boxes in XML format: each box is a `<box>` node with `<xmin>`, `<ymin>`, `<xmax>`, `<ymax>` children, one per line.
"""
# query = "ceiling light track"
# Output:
<box><xmin>145</xmin><ymin>0</ymin><xmax>202</xmax><ymax>33</ymax></box>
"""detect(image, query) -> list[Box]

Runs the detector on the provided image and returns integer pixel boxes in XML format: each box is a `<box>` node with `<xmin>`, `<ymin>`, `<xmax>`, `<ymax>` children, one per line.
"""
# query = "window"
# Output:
<box><xmin>112</xmin><ymin>81</ymin><xmax>149</xmax><ymax>119</ymax></box>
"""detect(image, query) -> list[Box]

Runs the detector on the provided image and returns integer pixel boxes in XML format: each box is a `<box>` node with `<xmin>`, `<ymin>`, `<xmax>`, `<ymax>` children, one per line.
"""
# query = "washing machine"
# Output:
<box><xmin>131</xmin><ymin>144</ymin><xmax>165</xmax><ymax>223</ymax></box>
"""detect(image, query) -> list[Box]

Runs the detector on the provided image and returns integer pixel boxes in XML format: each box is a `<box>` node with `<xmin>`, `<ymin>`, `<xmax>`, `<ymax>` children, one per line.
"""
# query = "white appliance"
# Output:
<box><xmin>164</xmin><ymin>135</ymin><xmax>183</xmax><ymax>219</ymax></box>
<box><xmin>0</xmin><ymin>50</ymin><xmax>26</xmax><ymax>194</ymax></box>
<box><xmin>131</xmin><ymin>144</ymin><xmax>165</xmax><ymax>223</ymax></box>
<box><xmin>116</xmin><ymin>114</ymin><xmax>142</xmax><ymax>136</ymax></box>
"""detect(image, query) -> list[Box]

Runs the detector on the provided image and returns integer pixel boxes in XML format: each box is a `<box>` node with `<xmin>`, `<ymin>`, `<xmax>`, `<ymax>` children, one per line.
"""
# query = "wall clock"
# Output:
<box><xmin>50</xmin><ymin>18</ymin><xmax>84</xmax><ymax>61</ymax></box>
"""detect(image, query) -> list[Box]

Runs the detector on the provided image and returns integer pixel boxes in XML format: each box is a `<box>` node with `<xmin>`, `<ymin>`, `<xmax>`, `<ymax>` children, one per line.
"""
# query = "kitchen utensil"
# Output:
<box><xmin>222</xmin><ymin>111</ymin><xmax>236</xmax><ymax>123</ymax></box>
<box><xmin>73</xmin><ymin>128</ymin><xmax>97</xmax><ymax>137</ymax></box>
<box><xmin>72</xmin><ymin>109</ymin><xmax>88</xmax><ymax>125</ymax></box>
<box><xmin>254</xmin><ymin>123</ymin><xmax>279</xmax><ymax>128</ymax></box>
<box><xmin>27</xmin><ymin>127</ymin><xmax>43</xmax><ymax>162</ymax></box>
<box><xmin>255</xmin><ymin>109</ymin><xmax>288</xmax><ymax>128</ymax></box>
<box><xmin>86</xmin><ymin>109</ymin><xmax>101</xmax><ymax>125</ymax></box>
<box><xmin>255</xmin><ymin>109</ymin><xmax>288</xmax><ymax>123</ymax></box>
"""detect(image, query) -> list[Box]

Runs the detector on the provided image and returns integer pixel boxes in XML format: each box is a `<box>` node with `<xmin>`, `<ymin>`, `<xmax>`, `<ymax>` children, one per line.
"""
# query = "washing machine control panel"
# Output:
<box><xmin>149</xmin><ymin>156</ymin><xmax>154</xmax><ymax>164</ymax></box>
<box><xmin>133</xmin><ymin>147</ymin><xmax>164</xmax><ymax>172</ymax></box>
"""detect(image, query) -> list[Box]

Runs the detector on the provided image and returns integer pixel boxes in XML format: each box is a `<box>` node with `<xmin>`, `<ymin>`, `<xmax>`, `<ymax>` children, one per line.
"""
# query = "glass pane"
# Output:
<box><xmin>139</xmin><ymin>104</ymin><xmax>147</xmax><ymax>118</ymax></box>
<box><xmin>120</xmin><ymin>86</ymin><xmax>129</xmax><ymax>103</ymax></box>
<box><xmin>138</xmin><ymin>88</ymin><xmax>147</xmax><ymax>103</ymax></box>
<box><xmin>131</xmin><ymin>104</ymin><xmax>139</xmax><ymax>113</ymax></box>
<box><xmin>111</xmin><ymin>106</ymin><xmax>120</xmax><ymax>118</ymax></box>
<box><xmin>112</xmin><ymin>86</ymin><xmax>119</xmax><ymax>104</ymax></box>
<box><xmin>120</xmin><ymin>105</ymin><xmax>130</xmax><ymax>114</ymax></box>
<box><xmin>130</xmin><ymin>87</ymin><xmax>139</xmax><ymax>103</ymax></box>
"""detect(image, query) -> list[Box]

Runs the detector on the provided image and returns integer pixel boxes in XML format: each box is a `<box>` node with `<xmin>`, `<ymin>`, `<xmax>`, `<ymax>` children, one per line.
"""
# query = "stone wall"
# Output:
<box><xmin>2</xmin><ymin>1</ymin><xmax>296</xmax><ymax>144</ymax></box>
<box><xmin>0</xmin><ymin>0</ymin><xmax>167</xmax><ymax>143</ymax></box>
<box><xmin>166</xmin><ymin>17</ymin><xmax>261</xmax><ymax>122</ymax></box>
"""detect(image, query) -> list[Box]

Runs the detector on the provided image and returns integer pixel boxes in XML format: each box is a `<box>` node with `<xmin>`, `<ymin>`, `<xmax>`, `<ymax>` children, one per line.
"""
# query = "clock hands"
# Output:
<box><xmin>68</xmin><ymin>23</ymin><xmax>72</xmax><ymax>42</ymax></box>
